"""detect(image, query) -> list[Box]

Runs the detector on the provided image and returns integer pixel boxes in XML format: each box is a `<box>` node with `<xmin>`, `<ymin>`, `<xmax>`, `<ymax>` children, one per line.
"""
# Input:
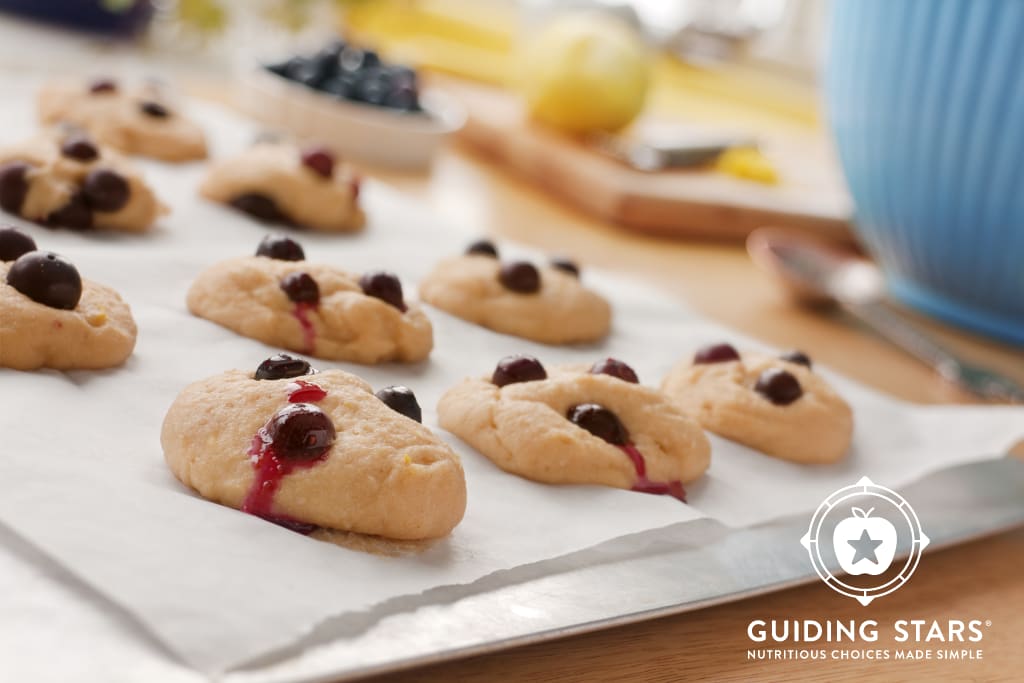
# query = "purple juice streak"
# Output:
<box><xmin>242</xmin><ymin>383</ymin><xmax>330</xmax><ymax>533</ymax></box>
<box><xmin>286</xmin><ymin>380</ymin><xmax>326</xmax><ymax>403</ymax></box>
<box><xmin>619</xmin><ymin>443</ymin><xmax>687</xmax><ymax>502</ymax></box>
<box><xmin>292</xmin><ymin>302</ymin><xmax>317</xmax><ymax>354</ymax></box>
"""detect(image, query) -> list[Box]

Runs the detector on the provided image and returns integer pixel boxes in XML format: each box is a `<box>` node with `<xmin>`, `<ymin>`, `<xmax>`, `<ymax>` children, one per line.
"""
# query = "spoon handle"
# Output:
<box><xmin>842</xmin><ymin>300</ymin><xmax>1024</xmax><ymax>403</ymax></box>
<box><xmin>843</xmin><ymin>301</ymin><xmax>957</xmax><ymax>369</ymax></box>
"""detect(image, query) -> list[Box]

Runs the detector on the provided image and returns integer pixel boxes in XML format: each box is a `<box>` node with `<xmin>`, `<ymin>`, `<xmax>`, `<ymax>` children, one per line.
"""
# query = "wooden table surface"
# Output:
<box><xmin>351</xmin><ymin>142</ymin><xmax>1024</xmax><ymax>683</ymax></box>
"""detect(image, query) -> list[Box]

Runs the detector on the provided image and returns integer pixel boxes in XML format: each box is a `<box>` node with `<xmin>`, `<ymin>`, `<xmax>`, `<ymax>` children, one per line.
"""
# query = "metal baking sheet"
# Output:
<box><xmin>224</xmin><ymin>457</ymin><xmax>1024</xmax><ymax>683</ymax></box>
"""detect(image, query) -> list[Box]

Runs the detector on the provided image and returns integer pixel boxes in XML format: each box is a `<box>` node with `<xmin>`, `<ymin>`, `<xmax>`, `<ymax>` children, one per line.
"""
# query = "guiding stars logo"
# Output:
<box><xmin>801</xmin><ymin>477</ymin><xmax>930</xmax><ymax>605</ymax></box>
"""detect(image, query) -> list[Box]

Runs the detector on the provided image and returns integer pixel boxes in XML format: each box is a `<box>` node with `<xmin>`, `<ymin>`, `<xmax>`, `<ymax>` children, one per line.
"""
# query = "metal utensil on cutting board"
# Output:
<box><xmin>590</xmin><ymin>131</ymin><xmax>756</xmax><ymax>171</ymax></box>
<box><xmin>747</xmin><ymin>228</ymin><xmax>1024</xmax><ymax>403</ymax></box>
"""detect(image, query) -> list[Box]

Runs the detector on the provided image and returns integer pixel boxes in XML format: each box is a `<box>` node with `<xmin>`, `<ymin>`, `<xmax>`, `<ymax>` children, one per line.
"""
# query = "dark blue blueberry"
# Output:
<box><xmin>375</xmin><ymin>386</ymin><xmax>422</xmax><ymax>423</ymax></box>
<box><xmin>567</xmin><ymin>404</ymin><xmax>629</xmax><ymax>445</ymax></box>
<box><xmin>754</xmin><ymin>369</ymin><xmax>803</xmax><ymax>405</ymax></box>
<box><xmin>6</xmin><ymin>250</ymin><xmax>82</xmax><ymax>310</ymax></box>
<box><xmin>0</xmin><ymin>227</ymin><xmax>36</xmax><ymax>262</ymax></box>
<box><xmin>255</xmin><ymin>353</ymin><xmax>312</xmax><ymax>380</ymax></box>
<box><xmin>267</xmin><ymin>403</ymin><xmax>335</xmax><ymax>460</ymax></box>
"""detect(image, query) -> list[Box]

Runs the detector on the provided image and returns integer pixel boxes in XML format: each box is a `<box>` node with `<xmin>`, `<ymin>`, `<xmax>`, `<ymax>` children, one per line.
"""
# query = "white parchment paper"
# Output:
<box><xmin>0</xmin><ymin>81</ymin><xmax>1021</xmax><ymax>674</ymax></box>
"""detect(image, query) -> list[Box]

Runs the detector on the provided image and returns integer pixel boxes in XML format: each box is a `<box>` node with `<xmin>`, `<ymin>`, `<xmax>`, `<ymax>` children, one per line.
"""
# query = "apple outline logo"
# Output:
<box><xmin>800</xmin><ymin>476</ymin><xmax>930</xmax><ymax>606</ymax></box>
<box><xmin>832</xmin><ymin>506</ymin><xmax>898</xmax><ymax>576</ymax></box>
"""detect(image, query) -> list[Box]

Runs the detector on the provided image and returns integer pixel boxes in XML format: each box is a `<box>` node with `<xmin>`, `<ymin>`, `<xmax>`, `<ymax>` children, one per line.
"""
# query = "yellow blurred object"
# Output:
<box><xmin>715</xmin><ymin>147</ymin><xmax>779</xmax><ymax>185</ymax></box>
<box><xmin>343</xmin><ymin>0</ymin><xmax>515</xmax><ymax>84</ymax></box>
<box><xmin>340</xmin><ymin>0</ymin><xmax>818</xmax><ymax>134</ymax></box>
<box><xmin>519</xmin><ymin>13</ymin><xmax>650</xmax><ymax>134</ymax></box>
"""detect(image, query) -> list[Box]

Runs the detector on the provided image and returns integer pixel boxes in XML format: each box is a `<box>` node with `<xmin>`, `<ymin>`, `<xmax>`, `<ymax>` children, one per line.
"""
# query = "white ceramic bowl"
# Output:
<box><xmin>236</xmin><ymin>67</ymin><xmax>466</xmax><ymax>170</ymax></box>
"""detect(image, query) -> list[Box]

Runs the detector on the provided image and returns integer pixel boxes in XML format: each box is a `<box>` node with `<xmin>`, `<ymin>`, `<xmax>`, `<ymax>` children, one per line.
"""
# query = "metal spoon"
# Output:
<box><xmin>747</xmin><ymin>228</ymin><xmax>1024</xmax><ymax>403</ymax></box>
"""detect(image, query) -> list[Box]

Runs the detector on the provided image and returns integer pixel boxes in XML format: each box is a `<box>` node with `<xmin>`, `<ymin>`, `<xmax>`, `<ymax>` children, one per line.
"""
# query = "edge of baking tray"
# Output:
<box><xmin>225</xmin><ymin>457</ymin><xmax>1024</xmax><ymax>683</ymax></box>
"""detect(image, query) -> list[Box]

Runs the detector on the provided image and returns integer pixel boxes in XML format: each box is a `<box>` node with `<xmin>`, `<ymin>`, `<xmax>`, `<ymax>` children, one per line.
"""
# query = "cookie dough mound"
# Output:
<box><xmin>162</xmin><ymin>368</ymin><xmax>466</xmax><ymax>540</ymax></box>
<box><xmin>661</xmin><ymin>347</ymin><xmax>853</xmax><ymax>463</ymax></box>
<box><xmin>420</xmin><ymin>251</ymin><xmax>611</xmax><ymax>344</ymax></box>
<box><xmin>200</xmin><ymin>141</ymin><xmax>365</xmax><ymax>232</ymax></box>
<box><xmin>0</xmin><ymin>131</ymin><xmax>167</xmax><ymax>232</ymax></box>
<box><xmin>0</xmin><ymin>258</ymin><xmax>136</xmax><ymax>370</ymax></box>
<box><xmin>439</xmin><ymin>357</ymin><xmax>709</xmax><ymax>496</ymax></box>
<box><xmin>187</xmin><ymin>256</ymin><xmax>432</xmax><ymax>363</ymax></box>
<box><xmin>37</xmin><ymin>79</ymin><xmax>207</xmax><ymax>162</ymax></box>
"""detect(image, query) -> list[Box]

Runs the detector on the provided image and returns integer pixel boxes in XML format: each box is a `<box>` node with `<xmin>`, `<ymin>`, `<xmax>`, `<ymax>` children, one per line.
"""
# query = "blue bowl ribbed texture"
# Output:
<box><xmin>825</xmin><ymin>0</ymin><xmax>1024</xmax><ymax>344</ymax></box>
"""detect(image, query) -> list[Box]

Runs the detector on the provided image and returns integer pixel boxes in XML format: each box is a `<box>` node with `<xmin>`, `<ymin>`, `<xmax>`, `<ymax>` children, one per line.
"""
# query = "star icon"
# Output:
<box><xmin>848</xmin><ymin>529</ymin><xmax>884</xmax><ymax>564</ymax></box>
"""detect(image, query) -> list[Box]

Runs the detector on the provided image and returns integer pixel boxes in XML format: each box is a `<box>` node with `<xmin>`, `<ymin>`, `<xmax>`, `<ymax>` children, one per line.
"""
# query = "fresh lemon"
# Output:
<box><xmin>520</xmin><ymin>13</ymin><xmax>651</xmax><ymax>134</ymax></box>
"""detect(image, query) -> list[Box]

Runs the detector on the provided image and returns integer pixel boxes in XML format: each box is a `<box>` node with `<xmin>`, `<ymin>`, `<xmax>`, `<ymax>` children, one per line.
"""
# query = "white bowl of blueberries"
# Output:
<box><xmin>240</xmin><ymin>38</ymin><xmax>466</xmax><ymax>170</ymax></box>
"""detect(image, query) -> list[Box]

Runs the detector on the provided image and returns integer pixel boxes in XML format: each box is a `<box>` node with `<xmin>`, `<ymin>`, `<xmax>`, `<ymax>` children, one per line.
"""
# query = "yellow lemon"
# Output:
<box><xmin>521</xmin><ymin>13</ymin><xmax>651</xmax><ymax>134</ymax></box>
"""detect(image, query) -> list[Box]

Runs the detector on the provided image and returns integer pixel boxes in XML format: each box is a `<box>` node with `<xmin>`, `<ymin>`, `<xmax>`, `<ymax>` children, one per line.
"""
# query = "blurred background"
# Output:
<box><xmin>0</xmin><ymin>0</ymin><xmax>829</xmax><ymax>147</ymax></box>
<box><xmin>0</xmin><ymin>0</ymin><xmax>1021</xmax><ymax>374</ymax></box>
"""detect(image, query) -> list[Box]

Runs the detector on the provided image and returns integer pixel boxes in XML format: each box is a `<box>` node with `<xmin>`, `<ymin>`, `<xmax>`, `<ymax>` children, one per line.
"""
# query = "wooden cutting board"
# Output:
<box><xmin>443</xmin><ymin>78</ymin><xmax>853</xmax><ymax>242</ymax></box>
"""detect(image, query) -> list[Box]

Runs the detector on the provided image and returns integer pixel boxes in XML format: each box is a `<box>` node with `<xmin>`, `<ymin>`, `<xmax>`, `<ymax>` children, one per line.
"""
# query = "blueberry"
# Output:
<box><xmin>0</xmin><ymin>227</ymin><xmax>36</xmax><ymax>262</ymax></box>
<box><xmin>754</xmin><ymin>368</ymin><xmax>803</xmax><ymax>405</ymax></box>
<box><xmin>82</xmin><ymin>170</ymin><xmax>129</xmax><ymax>212</ymax></box>
<box><xmin>255</xmin><ymin>353</ymin><xmax>313</xmax><ymax>380</ymax></box>
<box><xmin>280</xmin><ymin>272</ymin><xmax>320</xmax><ymax>304</ymax></box>
<box><xmin>282</xmin><ymin>56</ymin><xmax>310</xmax><ymax>80</ymax></box>
<box><xmin>300</xmin><ymin>146</ymin><xmax>335</xmax><ymax>179</ymax></box>
<box><xmin>465</xmin><ymin>239</ymin><xmax>498</xmax><ymax>257</ymax></box>
<box><xmin>385</xmin><ymin>85</ymin><xmax>418</xmax><ymax>111</ymax></box>
<box><xmin>590</xmin><ymin>358</ymin><xmax>639</xmax><ymax>384</ymax></box>
<box><xmin>321</xmin><ymin>74</ymin><xmax>357</xmax><ymax>99</ymax></box>
<box><xmin>567</xmin><ymin>404</ymin><xmax>629</xmax><ymax>445</ymax></box>
<box><xmin>0</xmin><ymin>162</ymin><xmax>31</xmax><ymax>214</ymax></box>
<box><xmin>361</xmin><ymin>50</ymin><xmax>381</xmax><ymax>69</ymax></box>
<box><xmin>779</xmin><ymin>350</ymin><xmax>812</xmax><ymax>369</ymax></box>
<box><xmin>6</xmin><ymin>251</ymin><xmax>82</xmax><ymax>310</ymax></box>
<box><xmin>256</xmin><ymin>234</ymin><xmax>305</xmax><ymax>261</ymax></box>
<box><xmin>693</xmin><ymin>343</ymin><xmax>740</xmax><ymax>365</ymax></box>
<box><xmin>498</xmin><ymin>261</ymin><xmax>540</xmax><ymax>294</ymax></box>
<box><xmin>61</xmin><ymin>136</ymin><xmax>99</xmax><ymax>162</ymax></box>
<box><xmin>288</xmin><ymin>56</ymin><xmax>327</xmax><ymax>88</ymax></box>
<box><xmin>550</xmin><ymin>258</ymin><xmax>579</xmax><ymax>277</ymax></box>
<box><xmin>338</xmin><ymin>47</ymin><xmax>363</xmax><ymax>73</ymax></box>
<box><xmin>375</xmin><ymin>385</ymin><xmax>422</xmax><ymax>423</ymax></box>
<box><xmin>340</xmin><ymin>47</ymin><xmax>379</xmax><ymax>73</ymax></box>
<box><xmin>266</xmin><ymin>403</ymin><xmax>335</xmax><ymax>461</ymax></box>
<box><xmin>354</xmin><ymin>74</ymin><xmax>390</xmax><ymax>105</ymax></box>
<box><xmin>264</xmin><ymin>60</ymin><xmax>292</xmax><ymax>77</ymax></box>
<box><xmin>46</xmin><ymin>193</ymin><xmax>93</xmax><ymax>231</ymax></box>
<box><xmin>492</xmin><ymin>355</ymin><xmax>547</xmax><ymax>387</ymax></box>
<box><xmin>309</xmin><ymin>50</ymin><xmax>340</xmax><ymax>82</ymax></box>
<box><xmin>389</xmin><ymin>65</ymin><xmax>418</xmax><ymax>88</ymax></box>
<box><xmin>230</xmin><ymin>193</ymin><xmax>288</xmax><ymax>224</ymax></box>
<box><xmin>140</xmin><ymin>101</ymin><xmax>169</xmax><ymax>118</ymax></box>
<box><xmin>89</xmin><ymin>78</ymin><xmax>117</xmax><ymax>94</ymax></box>
<box><xmin>359</xmin><ymin>271</ymin><xmax>406</xmax><ymax>311</ymax></box>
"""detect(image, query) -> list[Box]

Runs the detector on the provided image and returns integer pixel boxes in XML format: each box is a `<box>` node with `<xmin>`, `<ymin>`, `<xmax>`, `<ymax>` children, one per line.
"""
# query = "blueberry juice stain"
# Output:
<box><xmin>619</xmin><ymin>443</ymin><xmax>687</xmax><ymax>502</ymax></box>
<box><xmin>243</xmin><ymin>431</ymin><xmax>323</xmax><ymax>534</ymax></box>
<box><xmin>286</xmin><ymin>379</ymin><xmax>326</xmax><ymax>403</ymax></box>
<box><xmin>242</xmin><ymin>388</ymin><xmax>332</xmax><ymax>534</ymax></box>
<box><xmin>292</xmin><ymin>301</ymin><xmax>317</xmax><ymax>354</ymax></box>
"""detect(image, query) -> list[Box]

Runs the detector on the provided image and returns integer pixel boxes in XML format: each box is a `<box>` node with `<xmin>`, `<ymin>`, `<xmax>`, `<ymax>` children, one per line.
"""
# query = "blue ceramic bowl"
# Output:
<box><xmin>825</xmin><ymin>0</ymin><xmax>1024</xmax><ymax>345</ymax></box>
